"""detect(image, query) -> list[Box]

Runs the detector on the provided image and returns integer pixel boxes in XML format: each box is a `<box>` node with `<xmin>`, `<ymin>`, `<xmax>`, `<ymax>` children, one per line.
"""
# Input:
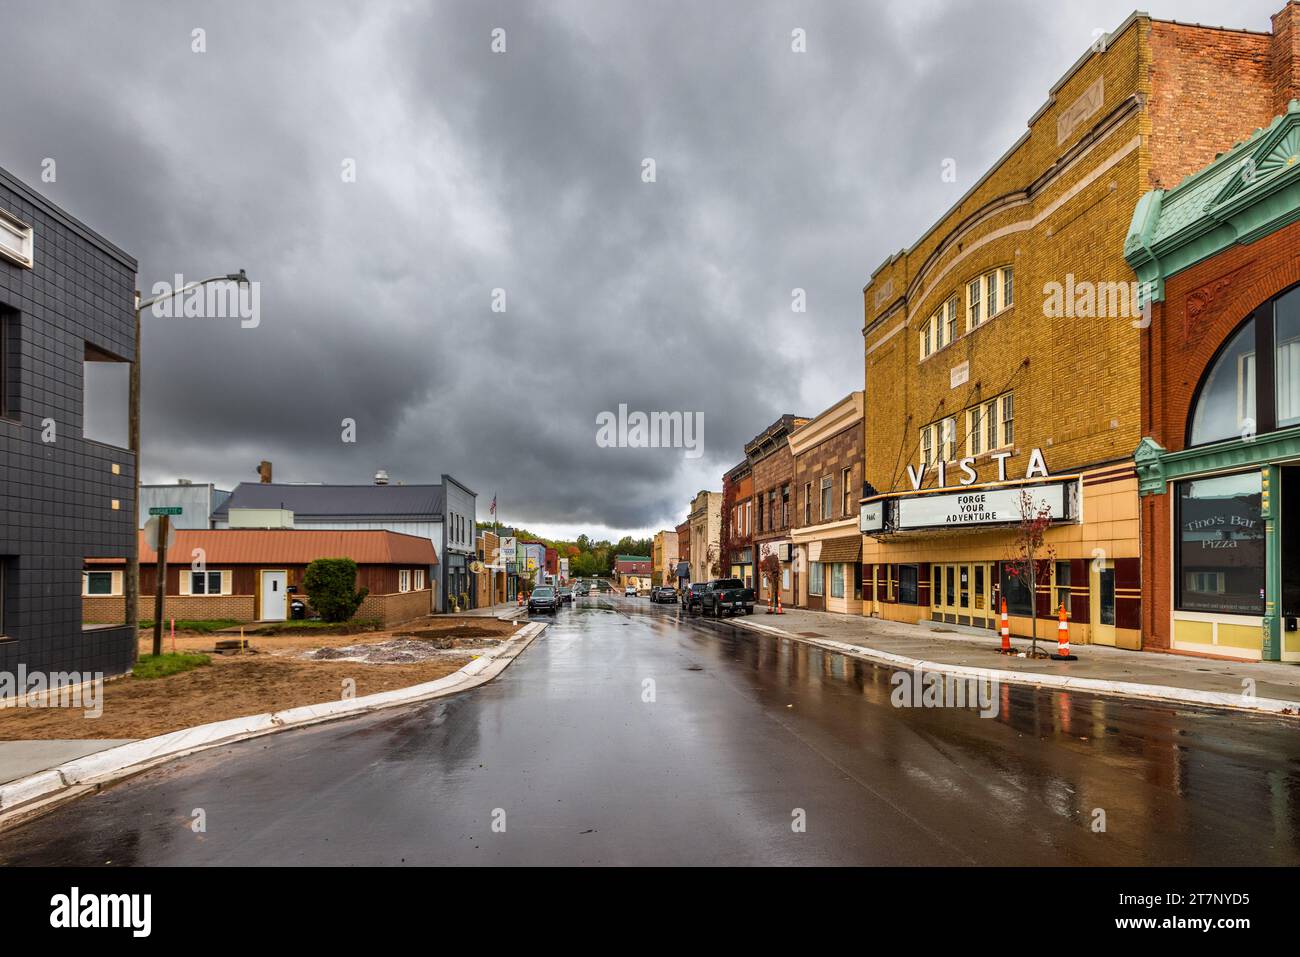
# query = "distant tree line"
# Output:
<box><xmin>476</xmin><ymin>523</ymin><xmax>653</xmax><ymax>579</ymax></box>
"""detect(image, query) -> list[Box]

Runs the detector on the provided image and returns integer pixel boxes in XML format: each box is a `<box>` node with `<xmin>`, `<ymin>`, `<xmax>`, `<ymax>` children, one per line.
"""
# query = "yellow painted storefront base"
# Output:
<box><xmin>1172</xmin><ymin>615</ymin><xmax>1264</xmax><ymax>661</ymax></box>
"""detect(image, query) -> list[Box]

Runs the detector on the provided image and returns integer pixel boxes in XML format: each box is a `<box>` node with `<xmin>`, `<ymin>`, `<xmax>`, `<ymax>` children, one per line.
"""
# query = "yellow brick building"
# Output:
<box><xmin>860</xmin><ymin>9</ymin><xmax>1300</xmax><ymax>650</ymax></box>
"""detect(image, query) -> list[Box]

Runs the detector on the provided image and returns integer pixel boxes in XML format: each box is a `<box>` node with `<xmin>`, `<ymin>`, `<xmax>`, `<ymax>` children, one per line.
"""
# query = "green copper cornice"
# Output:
<box><xmin>1125</xmin><ymin>100</ymin><xmax>1300</xmax><ymax>306</ymax></box>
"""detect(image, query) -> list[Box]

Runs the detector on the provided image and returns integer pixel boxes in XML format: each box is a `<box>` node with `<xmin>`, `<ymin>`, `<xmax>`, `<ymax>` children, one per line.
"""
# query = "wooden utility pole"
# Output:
<box><xmin>151</xmin><ymin>513</ymin><xmax>169</xmax><ymax>657</ymax></box>
<box><xmin>126</xmin><ymin>293</ymin><xmax>141</xmax><ymax>662</ymax></box>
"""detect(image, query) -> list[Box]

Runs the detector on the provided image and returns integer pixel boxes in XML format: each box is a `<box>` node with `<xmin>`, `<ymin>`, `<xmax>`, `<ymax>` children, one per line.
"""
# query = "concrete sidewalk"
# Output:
<box><xmin>461</xmin><ymin>602</ymin><xmax>525</xmax><ymax>620</ymax></box>
<box><xmin>0</xmin><ymin>740</ymin><xmax>135</xmax><ymax>785</ymax></box>
<box><xmin>730</xmin><ymin>605</ymin><xmax>1300</xmax><ymax>712</ymax></box>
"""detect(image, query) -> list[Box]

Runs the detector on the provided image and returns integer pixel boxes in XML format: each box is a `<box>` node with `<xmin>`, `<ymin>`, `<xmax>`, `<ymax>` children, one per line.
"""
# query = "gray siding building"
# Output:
<box><xmin>0</xmin><ymin>166</ymin><xmax>138</xmax><ymax>680</ymax></box>
<box><xmin>212</xmin><ymin>474</ymin><xmax>477</xmax><ymax>612</ymax></box>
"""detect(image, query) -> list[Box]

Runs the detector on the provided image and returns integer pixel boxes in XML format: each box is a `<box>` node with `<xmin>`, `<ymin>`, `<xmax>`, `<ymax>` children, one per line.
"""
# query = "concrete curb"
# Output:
<box><xmin>0</xmin><ymin>621</ymin><xmax>547</xmax><ymax>827</ymax></box>
<box><xmin>729</xmin><ymin>617</ymin><xmax>1300</xmax><ymax>717</ymax></box>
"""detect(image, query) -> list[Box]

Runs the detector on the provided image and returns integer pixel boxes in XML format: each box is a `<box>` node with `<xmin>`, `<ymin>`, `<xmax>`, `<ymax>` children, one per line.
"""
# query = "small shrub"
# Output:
<box><xmin>302</xmin><ymin>558</ymin><xmax>369</xmax><ymax>623</ymax></box>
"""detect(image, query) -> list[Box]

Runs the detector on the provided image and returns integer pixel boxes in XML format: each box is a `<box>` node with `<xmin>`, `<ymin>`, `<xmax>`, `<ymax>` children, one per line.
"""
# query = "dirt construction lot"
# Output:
<box><xmin>0</xmin><ymin>616</ymin><xmax>522</xmax><ymax>741</ymax></box>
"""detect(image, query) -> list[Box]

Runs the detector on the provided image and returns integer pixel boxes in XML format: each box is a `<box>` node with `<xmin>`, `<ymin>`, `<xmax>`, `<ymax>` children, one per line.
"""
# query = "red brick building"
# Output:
<box><xmin>1128</xmin><ymin>97</ymin><xmax>1300</xmax><ymax>660</ymax></box>
<box><xmin>790</xmin><ymin>393</ymin><xmax>864</xmax><ymax>613</ymax></box>
<box><xmin>746</xmin><ymin>414</ymin><xmax>810</xmax><ymax>607</ymax></box>
<box><xmin>721</xmin><ymin>460</ymin><xmax>754</xmax><ymax>588</ymax></box>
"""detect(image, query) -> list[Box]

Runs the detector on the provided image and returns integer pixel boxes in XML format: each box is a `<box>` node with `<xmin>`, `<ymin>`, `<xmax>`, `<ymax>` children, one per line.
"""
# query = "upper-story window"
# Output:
<box><xmin>819</xmin><ymin>476</ymin><xmax>833</xmax><ymax>520</ymax></box>
<box><xmin>1190</xmin><ymin>284</ymin><xmax>1300</xmax><ymax>446</ymax></box>
<box><xmin>919</xmin><ymin>296</ymin><xmax>960</xmax><ymax>360</ymax></box>
<box><xmin>841</xmin><ymin>467</ymin><xmax>853</xmax><ymax>516</ymax></box>
<box><xmin>966</xmin><ymin>266</ymin><xmax>1013</xmax><ymax>332</ymax></box>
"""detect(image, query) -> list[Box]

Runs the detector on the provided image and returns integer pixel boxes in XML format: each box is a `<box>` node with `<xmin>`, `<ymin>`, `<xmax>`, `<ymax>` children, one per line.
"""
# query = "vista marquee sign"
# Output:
<box><xmin>896</xmin><ymin>481</ymin><xmax>1073</xmax><ymax>531</ymax></box>
<box><xmin>862</xmin><ymin>472</ymin><xmax>1080</xmax><ymax>535</ymax></box>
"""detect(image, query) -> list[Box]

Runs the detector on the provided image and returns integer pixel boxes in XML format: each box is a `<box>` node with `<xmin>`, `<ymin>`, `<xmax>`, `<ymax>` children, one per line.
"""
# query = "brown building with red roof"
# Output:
<box><xmin>84</xmin><ymin>529</ymin><xmax>438</xmax><ymax>626</ymax></box>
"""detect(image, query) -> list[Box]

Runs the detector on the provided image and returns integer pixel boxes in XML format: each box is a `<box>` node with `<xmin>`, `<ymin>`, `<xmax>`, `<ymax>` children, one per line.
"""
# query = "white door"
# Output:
<box><xmin>260</xmin><ymin>570</ymin><xmax>287</xmax><ymax>621</ymax></box>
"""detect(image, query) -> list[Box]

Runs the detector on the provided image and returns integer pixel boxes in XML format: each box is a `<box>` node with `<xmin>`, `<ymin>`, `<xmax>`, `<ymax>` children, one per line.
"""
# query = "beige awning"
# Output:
<box><xmin>818</xmin><ymin>536</ymin><xmax>862</xmax><ymax>564</ymax></box>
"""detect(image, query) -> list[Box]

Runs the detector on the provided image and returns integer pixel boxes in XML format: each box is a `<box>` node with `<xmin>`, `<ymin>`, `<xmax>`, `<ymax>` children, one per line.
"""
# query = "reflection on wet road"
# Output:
<box><xmin>3</xmin><ymin>597</ymin><xmax>1298</xmax><ymax>865</ymax></box>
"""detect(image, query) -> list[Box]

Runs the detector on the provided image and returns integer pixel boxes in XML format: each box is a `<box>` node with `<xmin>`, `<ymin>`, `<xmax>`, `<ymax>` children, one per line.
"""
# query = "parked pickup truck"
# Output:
<box><xmin>699</xmin><ymin>578</ymin><xmax>755</xmax><ymax>618</ymax></box>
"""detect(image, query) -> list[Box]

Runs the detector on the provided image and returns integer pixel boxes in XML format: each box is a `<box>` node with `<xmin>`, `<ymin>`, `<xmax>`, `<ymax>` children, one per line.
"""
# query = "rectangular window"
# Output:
<box><xmin>820</xmin><ymin>477</ymin><xmax>833</xmax><ymax>520</ymax></box>
<box><xmin>920</xmin><ymin>426</ymin><xmax>933</xmax><ymax>468</ymax></box>
<box><xmin>830</xmin><ymin>563</ymin><xmax>845</xmax><ymax>599</ymax></box>
<box><xmin>841</xmin><ymin>467</ymin><xmax>852</xmax><ymax>516</ymax></box>
<box><xmin>0</xmin><ymin>309</ymin><xmax>13</xmax><ymax>420</ymax></box>
<box><xmin>1001</xmin><ymin>563</ymin><xmax>1033</xmax><ymax>617</ymax></box>
<box><xmin>399</xmin><ymin>569</ymin><xmax>411</xmax><ymax>593</ymax></box>
<box><xmin>1055</xmin><ymin>561</ymin><xmax>1071</xmax><ymax>614</ymax></box>
<box><xmin>932</xmin><ymin>565</ymin><xmax>941</xmax><ymax>607</ymax></box>
<box><xmin>941</xmin><ymin>416</ymin><xmax>957</xmax><ymax>462</ymax></box>
<box><xmin>987</xmin><ymin>272</ymin><xmax>999</xmax><ymax>317</ymax></box>
<box><xmin>809</xmin><ymin>562</ymin><xmax>824</xmax><ymax>596</ymax></box>
<box><xmin>0</xmin><ymin>209</ymin><xmax>34</xmax><ymax>268</ymax></box>
<box><xmin>1176</xmin><ymin>472</ymin><xmax>1265</xmax><ymax>614</ymax></box>
<box><xmin>1002</xmin><ymin>266</ymin><xmax>1014</xmax><ymax>309</ymax></box>
<box><xmin>768</xmin><ymin>490</ymin><xmax>777</xmax><ymax>530</ymax></box>
<box><xmin>84</xmin><ymin>571</ymin><xmax>115</xmax><ymax>596</ymax></box>
<box><xmin>967</xmin><ymin>279</ymin><xmax>981</xmax><ymax>329</ymax></box>
<box><xmin>986</xmin><ymin>399</ymin><xmax>998</xmax><ymax>450</ymax></box>
<box><xmin>1277</xmin><ymin>296</ymin><xmax>1300</xmax><ymax>428</ymax></box>
<box><xmin>945</xmin><ymin>297</ymin><xmax>958</xmax><ymax>344</ymax></box>
<box><xmin>898</xmin><ymin>565</ymin><xmax>918</xmax><ymax>605</ymax></box>
<box><xmin>414</xmin><ymin>568</ymin><xmax>425</xmax><ymax>591</ymax></box>
<box><xmin>1001</xmin><ymin>393</ymin><xmax>1014</xmax><ymax>447</ymax></box>
<box><xmin>968</xmin><ymin>406</ymin><xmax>982</xmax><ymax>457</ymax></box>
<box><xmin>190</xmin><ymin>570</ymin><xmax>222</xmax><ymax>595</ymax></box>
<box><xmin>803</xmin><ymin>483</ymin><xmax>811</xmax><ymax>525</ymax></box>
<box><xmin>781</xmin><ymin>484</ymin><xmax>790</xmax><ymax>527</ymax></box>
<box><xmin>83</xmin><ymin>343</ymin><xmax>130</xmax><ymax>449</ymax></box>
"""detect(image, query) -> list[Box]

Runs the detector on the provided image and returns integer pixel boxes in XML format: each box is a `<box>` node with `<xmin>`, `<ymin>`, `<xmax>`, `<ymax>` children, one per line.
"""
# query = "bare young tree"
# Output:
<box><xmin>1002</xmin><ymin>489</ymin><xmax>1057</xmax><ymax>657</ymax></box>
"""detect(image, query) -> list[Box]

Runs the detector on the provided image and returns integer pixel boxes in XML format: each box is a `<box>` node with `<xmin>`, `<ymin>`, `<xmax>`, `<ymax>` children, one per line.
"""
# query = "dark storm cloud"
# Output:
<box><xmin>0</xmin><ymin>0</ymin><xmax>1282</xmax><ymax>535</ymax></box>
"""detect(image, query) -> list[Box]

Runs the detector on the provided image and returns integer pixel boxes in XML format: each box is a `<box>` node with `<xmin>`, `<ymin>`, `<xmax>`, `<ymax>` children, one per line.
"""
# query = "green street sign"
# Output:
<box><xmin>148</xmin><ymin>506</ymin><xmax>183</xmax><ymax>516</ymax></box>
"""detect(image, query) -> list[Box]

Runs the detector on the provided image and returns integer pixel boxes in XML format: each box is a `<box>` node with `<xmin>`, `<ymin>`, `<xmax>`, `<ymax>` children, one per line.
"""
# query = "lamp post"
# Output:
<box><xmin>127</xmin><ymin>271</ymin><xmax>250</xmax><ymax>660</ymax></box>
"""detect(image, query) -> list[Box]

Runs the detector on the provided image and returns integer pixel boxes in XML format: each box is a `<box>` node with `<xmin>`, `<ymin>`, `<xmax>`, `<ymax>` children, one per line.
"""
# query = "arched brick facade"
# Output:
<box><xmin>1140</xmin><ymin>217</ymin><xmax>1300</xmax><ymax>650</ymax></box>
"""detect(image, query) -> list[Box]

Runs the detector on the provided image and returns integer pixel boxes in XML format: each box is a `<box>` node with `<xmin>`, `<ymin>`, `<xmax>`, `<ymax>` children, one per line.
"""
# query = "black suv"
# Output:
<box><xmin>681</xmin><ymin>582</ymin><xmax>707</xmax><ymax>613</ymax></box>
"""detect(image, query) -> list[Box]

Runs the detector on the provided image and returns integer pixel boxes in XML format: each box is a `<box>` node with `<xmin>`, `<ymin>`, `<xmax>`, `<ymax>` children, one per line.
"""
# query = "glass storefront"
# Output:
<box><xmin>1176</xmin><ymin>471</ymin><xmax>1265</xmax><ymax>615</ymax></box>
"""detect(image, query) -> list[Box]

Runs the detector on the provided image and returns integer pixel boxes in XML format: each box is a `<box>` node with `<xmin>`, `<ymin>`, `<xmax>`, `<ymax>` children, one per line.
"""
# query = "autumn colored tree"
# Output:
<box><xmin>760</xmin><ymin>552</ymin><xmax>782</xmax><ymax>611</ymax></box>
<box><xmin>1002</xmin><ymin>490</ymin><xmax>1057</xmax><ymax>656</ymax></box>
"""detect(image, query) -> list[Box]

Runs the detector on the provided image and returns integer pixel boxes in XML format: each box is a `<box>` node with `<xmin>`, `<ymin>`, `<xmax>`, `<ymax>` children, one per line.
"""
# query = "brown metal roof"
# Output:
<box><xmin>817</xmin><ymin>536</ymin><xmax>862</xmax><ymax>564</ymax></box>
<box><xmin>123</xmin><ymin>529</ymin><xmax>438</xmax><ymax>566</ymax></box>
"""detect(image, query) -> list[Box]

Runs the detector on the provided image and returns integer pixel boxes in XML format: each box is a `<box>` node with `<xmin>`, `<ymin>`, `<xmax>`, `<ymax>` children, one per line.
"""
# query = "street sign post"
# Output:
<box><xmin>150</xmin><ymin>512</ymin><xmax>174</xmax><ymax>656</ymax></box>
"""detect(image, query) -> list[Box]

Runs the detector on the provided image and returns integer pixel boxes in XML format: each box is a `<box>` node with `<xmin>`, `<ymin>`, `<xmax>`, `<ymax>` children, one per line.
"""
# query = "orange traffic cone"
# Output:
<box><xmin>1051</xmin><ymin>602</ymin><xmax>1077</xmax><ymax>661</ymax></box>
<box><xmin>776</xmin><ymin>594</ymin><xmax>784</xmax><ymax>615</ymax></box>
<box><xmin>766</xmin><ymin>590</ymin><xmax>774</xmax><ymax>614</ymax></box>
<box><xmin>999</xmin><ymin>597</ymin><xmax>1011</xmax><ymax>653</ymax></box>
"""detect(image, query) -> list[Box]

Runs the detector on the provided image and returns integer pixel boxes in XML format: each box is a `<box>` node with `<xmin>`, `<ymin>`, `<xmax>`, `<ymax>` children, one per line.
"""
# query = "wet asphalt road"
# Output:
<box><xmin>3</xmin><ymin>596</ymin><xmax>1300</xmax><ymax>866</ymax></box>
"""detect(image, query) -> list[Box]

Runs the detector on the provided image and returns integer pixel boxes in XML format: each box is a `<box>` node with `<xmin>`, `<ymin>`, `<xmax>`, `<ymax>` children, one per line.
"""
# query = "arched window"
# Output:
<box><xmin>1189</xmin><ymin>318</ymin><xmax>1255</xmax><ymax>446</ymax></box>
<box><xmin>1187</xmin><ymin>283</ymin><xmax>1300</xmax><ymax>446</ymax></box>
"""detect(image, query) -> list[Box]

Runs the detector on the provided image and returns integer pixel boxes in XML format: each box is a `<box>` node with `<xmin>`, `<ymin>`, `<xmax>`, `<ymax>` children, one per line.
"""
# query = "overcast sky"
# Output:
<box><xmin>0</xmin><ymin>0</ymin><xmax>1282</xmax><ymax>540</ymax></box>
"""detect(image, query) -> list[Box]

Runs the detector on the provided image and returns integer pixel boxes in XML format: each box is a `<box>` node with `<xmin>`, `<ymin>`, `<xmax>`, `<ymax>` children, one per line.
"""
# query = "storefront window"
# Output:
<box><xmin>830</xmin><ymin>563</ymin><xmax>844</xmax><ymax>598</ymax></box>
<box><xmin>1190</xmin><ymin>318</ymin><xmax>1255</xmax><ymax>445</ymax></box>
<box><xmin>1054</xmin><ymin>561</ymin><xmax>1071</xmax><ymax>613</ymax></box>
<box><xmin>1176</xmin><ymin>472</ymin><xmax>1265</xmax><ymax>615</ymax></box>
<box><xmin>1001</xmin><ymin>563</ymin><xmax>1033</xmax><ymax>617</ymax></box>
<box><xmin>898</xmin><ymin>565</ymin><xmax>918</xmax><ymax>604</ymax></box>
<box><xmin>809</xmin><ymin>562</ymin><xmax>823</xmax><ymax>596</ymax></box>
<box><xmin>1277</xmin><ymin>286</ymin><xmax>1300</xmax><ymax>428</ymax></box>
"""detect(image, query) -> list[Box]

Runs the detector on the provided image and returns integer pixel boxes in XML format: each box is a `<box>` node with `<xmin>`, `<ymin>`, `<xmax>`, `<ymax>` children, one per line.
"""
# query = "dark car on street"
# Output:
<box><xmin>650</xmin><ymin>585</ymin><xmax>677</xmax><ymax>603</ymax></box>
<box><xmin>681</xmin><ymin>582</ymin><xmax>707</xmax><ymax>613</ymax></box>
<box><xmin>557</xmin><ymin>585</ymin><xmax>574</xmax><ymax>604</ymax></box>
<box><xmin>528</xmin><ymin>586</ymin><xmax>559</xmax><ymax>615</ymax></box>
<box><xmin>699</xmin><ymin>578</ymin><xmax>755</xmax><ymax>617</ymax></box>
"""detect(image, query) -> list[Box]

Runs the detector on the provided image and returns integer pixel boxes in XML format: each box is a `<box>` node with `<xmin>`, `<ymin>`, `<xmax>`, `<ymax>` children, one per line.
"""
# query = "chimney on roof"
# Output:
<box><xmin>1271</xmin><ymin>3</ymin><xmax>1300</xmax><ymax>114</ymax></box>
<box><xmin>257</xmin><ymin>460</ymin><xmax>273</xmax><ymax>484</ymax></box>
<box><xmin>374</xmin><ymin>469</ymin><xmax>390</xmax><ymax>486</ymax></box>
